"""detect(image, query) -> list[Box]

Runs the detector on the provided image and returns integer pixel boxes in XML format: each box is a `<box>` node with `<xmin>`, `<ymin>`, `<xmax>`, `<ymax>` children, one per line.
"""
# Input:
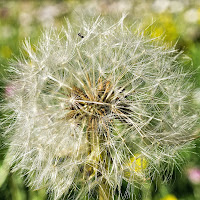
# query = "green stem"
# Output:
<box><xmin>99</xmin><ymin>180</ymin><xmax>111</xmax><ymax>200</ymax></box>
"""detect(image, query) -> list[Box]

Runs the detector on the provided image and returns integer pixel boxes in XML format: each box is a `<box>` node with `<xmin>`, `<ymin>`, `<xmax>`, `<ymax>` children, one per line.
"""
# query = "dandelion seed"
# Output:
<box><xmin>78</xmin><ymin>32</ymin><xmax>84</xmax><ymax>38</ymax></box>
<box><xmin>3</xmin><ymin>16</ymin><xmax>198</xmax><ymax>200</ymax></box>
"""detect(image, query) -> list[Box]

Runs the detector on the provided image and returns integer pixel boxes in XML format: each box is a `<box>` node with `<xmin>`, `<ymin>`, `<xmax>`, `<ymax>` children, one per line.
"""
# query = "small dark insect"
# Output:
<box><xmin>78</xmin><ymin>33</ymin><xmax>84</xmax><ymax>38</ymax></box>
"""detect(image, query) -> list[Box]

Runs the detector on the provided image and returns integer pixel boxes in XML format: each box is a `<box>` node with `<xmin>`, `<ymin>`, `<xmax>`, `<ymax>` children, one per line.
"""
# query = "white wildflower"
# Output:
<box><xmin>3</xmin><ymin>16</ymin><xmax>198</xmax><ymax>199</ymax></box>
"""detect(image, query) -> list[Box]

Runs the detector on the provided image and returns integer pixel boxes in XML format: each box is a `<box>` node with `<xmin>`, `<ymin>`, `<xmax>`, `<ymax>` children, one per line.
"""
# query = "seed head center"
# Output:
<box><xmin>66</xmin><ymin>79</ymin><xmax>114</xmax><ymax>121</ymax></box>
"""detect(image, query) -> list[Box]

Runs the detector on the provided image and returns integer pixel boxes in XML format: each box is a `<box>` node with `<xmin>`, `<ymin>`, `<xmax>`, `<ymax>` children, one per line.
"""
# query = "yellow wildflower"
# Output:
<box><xmin>124</xmin><ymin>154</ymin><xmax>148</xmax><ymax>178</ymax></box>
<box><xmin>160</xmin><ymin>194</ymin><xmax>178</xmax><ymax>200</ymax></box>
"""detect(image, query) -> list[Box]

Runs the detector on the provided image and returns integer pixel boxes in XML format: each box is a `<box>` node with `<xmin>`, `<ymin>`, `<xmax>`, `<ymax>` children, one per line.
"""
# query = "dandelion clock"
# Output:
<box><xmin>3</xmin><ymin>16</ymin><xmax>198</xmax><ymax>200</ymax></box>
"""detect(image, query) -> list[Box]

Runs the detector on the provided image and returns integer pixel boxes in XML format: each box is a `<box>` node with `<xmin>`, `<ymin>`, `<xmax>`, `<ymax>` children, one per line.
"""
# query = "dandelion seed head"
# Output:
<box><xmin>3</xmin><ymin>15</ymin><xmax>198</xmax><ymax>199</ymax></box>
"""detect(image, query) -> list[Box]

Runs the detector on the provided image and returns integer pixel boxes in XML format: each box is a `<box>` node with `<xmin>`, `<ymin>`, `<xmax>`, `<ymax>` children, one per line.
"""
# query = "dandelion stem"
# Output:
<box><xmin>99</xmin><ymin>180</ymin><xmax>111</xmax><ymax>200</ymax></box>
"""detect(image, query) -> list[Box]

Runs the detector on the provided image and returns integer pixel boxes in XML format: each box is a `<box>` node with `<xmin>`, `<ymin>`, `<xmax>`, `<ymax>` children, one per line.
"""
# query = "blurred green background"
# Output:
<box><xmin>0</xmin><ymin>0</ymin><xmax>200</xmax><ymax>199</ymax></box>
